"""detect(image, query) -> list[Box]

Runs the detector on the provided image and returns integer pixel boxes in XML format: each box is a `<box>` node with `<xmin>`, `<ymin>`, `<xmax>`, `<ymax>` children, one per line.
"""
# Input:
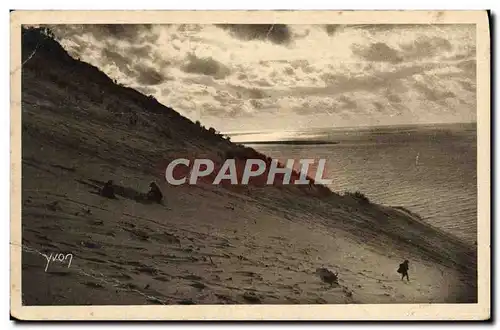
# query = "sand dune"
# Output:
<box><xmin>19</xmin><ymin>27</ymin><xmax>477</xmax><ymax>306</ymax></box>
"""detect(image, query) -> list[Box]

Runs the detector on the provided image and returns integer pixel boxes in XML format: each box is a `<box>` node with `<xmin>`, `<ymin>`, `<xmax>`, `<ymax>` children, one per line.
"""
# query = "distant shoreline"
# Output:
<box><xmin>239</xmin><ymin>140</ymin><xmax>340</xmax><ymax>145</ymax></box>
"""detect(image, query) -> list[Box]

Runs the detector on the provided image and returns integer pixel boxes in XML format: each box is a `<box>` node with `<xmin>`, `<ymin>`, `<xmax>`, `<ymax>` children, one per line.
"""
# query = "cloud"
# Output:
<box><xmin>325</xmin><ymin>25</ymin><xmax>340</xmax><ymax>36</ymax></box>
<box><xmin>216</xmin><ymin>24</ymin><xmax>292</xmax><ymax>45</ymax></box>
<box><xmin>129</xmin><ymin>45</ymin><xmax>154</xmax><ymax>59</ymax></box>
<box><xmin>284</xmin><ymin>63</ymin><xmax>454</xmax><ymax>101</ymax></box>
<box><xmin>255</xmin><ymin>79</ymin><xmax>273</xmax><ymax>87</ymax></box>
<box><xmin>101</xmin><ymin>48</ymin><xmax>134</xmax><ymax>76</ymax></box>
<box><xmin>373</xmin><ymin>101</ymin><xmax>384</xmax><ymax>111</ymax></box>
<box><xmin>48</xmin><ymin>23</ymin><xmax>476</xmax><ymax>131</ymax></box>
<box><xmin>181</xmin><ymin>53</ymin><xmax>230</xmax><ymax>79</ymax></box>
<box><xmin>351</xmin><ymin>42</ymin><xmax>403</xmax><ymax>63</ymax></box>
<box><xmin>232</xmin><ymin>86</ymin><xmax>267</xmax><ymax>99</ymax></box>
<box><xmin>413</xmin><ymin>81</ymin><xmax>456</xmax><ymax>103</ymax></box>
<box><xmin>132</xmin><ymin>64</ymin><xmax>166</xmax><ymax>85</ymax></box>
<box><xmin>457</xmin><ymin>59</ymin><xmax>476</xmax><ymax>78</ymax></box>
<box><xmin>50</xmin><ymin>24</ymin><xmax>157</xmax><ymax>43</ymax></box>
<box><xmin>136</xmin><ymin>86</ymin><xmax>157</xmax><ymax>95</ymax></box>
<box><xmin>338</xmin><ymin>95</ymin><xmax>357</xmax><ymax>110</ymax></box>
<box><xmin>386</xmin><ymin>92</ymin><xmax>402</xmax><ymax>103</ymax></box>
<box><xmin>400</xmin><ymin>36</ymin><xmax>453</xmax><ymax>60</ymax></box>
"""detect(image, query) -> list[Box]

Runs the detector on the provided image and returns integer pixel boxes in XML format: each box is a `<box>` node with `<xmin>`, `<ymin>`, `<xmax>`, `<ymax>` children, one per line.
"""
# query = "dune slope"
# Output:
<box><xmin>18</xmin><ymin>28</ymin><xmax>477</xmax><ymax>306</ymax></box>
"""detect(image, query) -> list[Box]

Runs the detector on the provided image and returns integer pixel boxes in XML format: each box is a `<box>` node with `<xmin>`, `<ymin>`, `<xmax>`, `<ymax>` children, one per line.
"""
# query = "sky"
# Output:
<box><xmin>48</xmin><ymin>24</ymin><xmax>476</xmax><ymax>132</ymax></box>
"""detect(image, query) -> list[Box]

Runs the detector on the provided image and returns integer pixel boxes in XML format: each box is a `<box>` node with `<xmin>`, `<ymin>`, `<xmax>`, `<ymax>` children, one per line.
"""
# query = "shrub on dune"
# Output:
<box><xmin>344</xmin><ymin>191</ymin><xmax>370</xmax><ymax>204</ymax></box>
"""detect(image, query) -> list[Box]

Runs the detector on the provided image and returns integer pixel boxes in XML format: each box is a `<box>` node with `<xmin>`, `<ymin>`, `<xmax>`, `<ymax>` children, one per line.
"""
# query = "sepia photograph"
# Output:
<box><xmin>10</xmin><ymin>10</ymin><xmax>490</xmax><ymax>320</ymax></box>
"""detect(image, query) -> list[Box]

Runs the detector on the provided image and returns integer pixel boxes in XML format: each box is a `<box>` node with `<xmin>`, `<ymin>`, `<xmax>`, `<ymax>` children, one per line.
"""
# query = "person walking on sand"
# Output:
<box><xmin>146</xmin><ymin>181</ymin><xmax>163</xmax><ymax>204</ymax></box>
<box><xmin>397</xmin><ymin>260</ymin><xmax>410</xmax><ymax>282</ymax></box>
<box><xmin>100</xmin><ymin>180</ymin><xmax>116</xmax><ymax>199</ymax></box>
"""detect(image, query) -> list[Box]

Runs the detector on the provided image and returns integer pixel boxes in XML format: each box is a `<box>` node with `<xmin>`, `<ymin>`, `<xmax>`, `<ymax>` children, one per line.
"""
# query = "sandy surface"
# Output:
<box><xmin>18</xmin><ymin>28</ymin><xmax>477</xmax><ymax>305</ymax></box>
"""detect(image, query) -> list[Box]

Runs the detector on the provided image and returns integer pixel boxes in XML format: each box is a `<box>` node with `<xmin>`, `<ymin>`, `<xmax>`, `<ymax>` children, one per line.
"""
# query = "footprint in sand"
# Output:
<box><xmin>47</xmin><ymin>270</ymin><xmax>72</xmax><ymax>277</ymax></box>
<box><xmin>80</xmin><ymin>241</ymin><xmax>101</xmax><ymax>249</ymax></box>
<box><xmin>215</xmin><ymin>293</ymin><xmax>236</xmax><ymax>304</ymax></box>
<box><xmin>153</xmin><ymin>275</ymin><xmax>170</xmax><ymax>282</ymax></box>
<box><xmin>236</xmin><ymin>271</ymin><xmax>263</xmax><ymax>281</ymax></box>
<box><xmin>124</xmin><ymin>228</ymin><xmax>150</xmax><ymax>241</ymax></box>
<box><xmin>242</xmin><ymin>292</ymin><xmax>262</xmax><ymax>304</ymax></box>
<box><xmin>121</xmin><ymin>260</ymin><xmax>146</xmax><ymax>267</ymax></box>
<box><xmin>111</xmin><ymin>273</ymin><xmax>133</xmax><ymax>281</ymax></box>
<box><xmin>84</xmin><ymin>281</ymin><xmax>105</xmax><ymax>289</ymax></box>
<box><xmin>190</xmin><ymin>282</ymin><xmax>206</xmax><ymax>290</ymax></box>
<box><xmin>182</xmin><ymin>274</ymin><xmax>203</xmax><ymax>281</ymax></box>
<box><xmin>151</xmin><ymin>231</ymin><xmax>181</xmax><ymax>245</ymax></box>
<box><xmin>135</xmin><ymin>265</ymin><xmax>161</xmax><ymax>276</ymax></box>
<box><xmin>178</xmin><ymin>299</ymin><xmax>196</xmax><ymax>305</ymax></box>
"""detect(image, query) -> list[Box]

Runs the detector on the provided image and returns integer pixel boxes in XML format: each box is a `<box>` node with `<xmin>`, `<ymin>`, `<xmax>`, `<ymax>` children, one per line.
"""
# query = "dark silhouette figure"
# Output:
<box><xmin>397</xmin><ymin>260</ymin><xmax>410</xmax><ymax>282</ymax></box>
<box><xmin>146</xmin><ymin>181</ymin><xmax>163</xmax><ymax>204</ymax></box>
<box><xmin>100</xmin><ymin>180</ymin><xmax>116</xmax><ymax>199</ymax></box>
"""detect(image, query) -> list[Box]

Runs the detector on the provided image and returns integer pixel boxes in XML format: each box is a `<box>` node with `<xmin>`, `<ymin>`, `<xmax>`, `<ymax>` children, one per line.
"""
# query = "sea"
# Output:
<box><xmin>228</xmin><ymin>123</ymin><xmax>477</xmax><ymax>246</ymax></box>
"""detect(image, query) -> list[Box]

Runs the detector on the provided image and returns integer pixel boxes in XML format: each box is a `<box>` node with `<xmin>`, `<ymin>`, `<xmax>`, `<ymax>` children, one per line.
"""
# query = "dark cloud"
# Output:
<box><xmin>132</xmin><ymin>64</ymin><xmax>166</xmax><ymax>85</ymax></box>
<box><xmin>400</xmin><ymin>36</ymin><xmax>453</xmax><ymax>60</ymax></box>
<box><xmin>51</xmin><ymin>24</ymin><xmax>157</xmax><ymax>43</ymax></box>
<box><xmin>320</xmin><ymin>72</ymin><xmax>351</xmax><ymax>86</ymax></box>
<box><xmin>386</xmin><ymin>92</ymin><xmax>402</xmax><ymax>103</ymax></box>
<box><xmin>446</xmin><ymin>49</ymin><xmax>476</xmax><ymax>61</ymax></box>
<box><xmin>245</xmin><ymin>87</ymin><xmax>267</xmax><ymax>99</ymax></box>
<box><xmin>413</xmin><ymin>81</ymin><xmax>455</xmax><ymax>103</ymax></box>
<box><xmin>129</xmin><ymin>45</ymin><xmax>153</xmax><ymax>59</ymax></box>
<box><xmin>262</xmin><ymin>59</ymin><xmax>289</xmax><ymax>64</ymax></box>
<box><xmin>283</xmin><ymin>66</ymin><xmax>294</xmax><ymax>76</ymax></box>
<box><xmin>98</xmin><ymin>25</ymin><xmax>151</xmax><ymax>40</ymax></box>
<box><xmin>373</xmin><ymin>101</ymin><xmax>384</xmax><ymax>111</ymax></box>
<box><xmin>291</xmin><ymin>99</ymin><xmax>334</xmax><ymax>115</ymax></box>
<box><xmin>216</xmin><ymin>24</ymin><xmax>292</xmax><ymax>45</ymax></box>
<box><xmin>181</xmin><ymin>53</ymin><xmax>230</xmax><ymax>79</ymax></box>
<box><xmin>101</xmin><ymin>48</ymin><xmax>134</xmax><ymax>76</ymax></box>
<box><xmin>219</xmin><ymin>84</ymin><xmax>267</xmax><ymax>101</ymax></box>
<box><xmin>287</xmin><ymin>63</ymin><xmax>439</xmax><ymax>98</ymax></box>
<box><xmin>212</xmin><ymin>90</ymin><xmax>240</xmax><ymax>106</ymax></box>
<box><xmin>339</xmin><ymin>95</ymin><xmax>357</xmax><ymax>110</ymax></box>
<box><xmin>226</xmin><ymin>107</ymin><xmax>250</xmax><ymax>118</ymax></box>
<box><xmin>325</xmin><ymin>25</ymin><xmax>340</xmax><ymax>36</ymax></box>
<box><xmin>457</xmin><ymin>59</ymin><xmax>476</xmax><ymax>77</ymax></box>
<box><xmin>457</xmin><ymin>80</ymin><xmax>475</xmax><ymax>92</ymax></box>
<box><xmin>151</xmin><ymin>52</ymin><xmax>171</xmax><ymax>69</ymax></box>
<box><xmin>95</xmin><ymin>24</ymin><xmax>158</xmax><ymax>43</ymax></box>
<box><xmin>351</xmin><ymin>42</ymin><xmax>403</xmax><ymax>64</ymax></box>
<box><xmin>200</xmin><ymin>103</ymin><xmax>251</xmax><ymax>118</ymax></box>
<box><xmin>200</xmin><ymin>102</ymin><xmax>224</xmax><ymax>116</ymax></box>
<box><xmin>100</xmin><ymin>43</ymin><xmax>171</xmax><ymax>85</ymax></box>
<box><xmin>250</xmin><ymin>99</ymin><xmax>264</xmax><ymax>109</ymax></box>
